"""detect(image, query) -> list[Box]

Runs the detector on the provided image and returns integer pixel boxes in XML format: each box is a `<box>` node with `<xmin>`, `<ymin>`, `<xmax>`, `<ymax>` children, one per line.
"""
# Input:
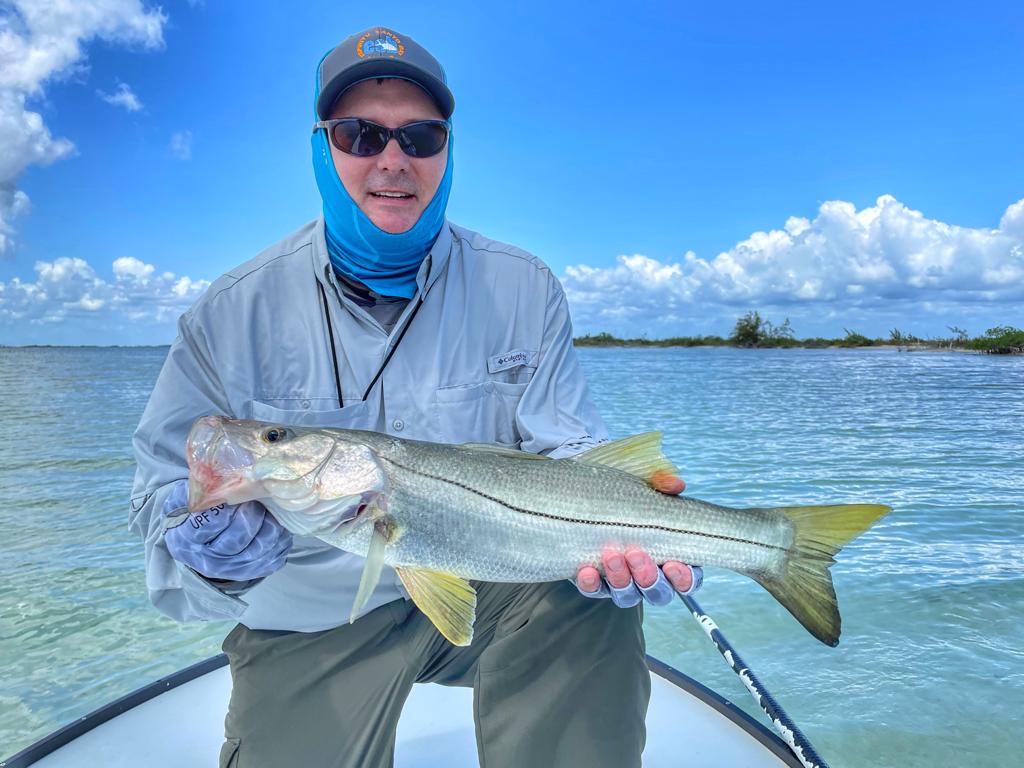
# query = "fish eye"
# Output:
<box><xmin>261</xmin><ymin>427</ymin><xmax>290</xmax><ymax>444</ymax></box>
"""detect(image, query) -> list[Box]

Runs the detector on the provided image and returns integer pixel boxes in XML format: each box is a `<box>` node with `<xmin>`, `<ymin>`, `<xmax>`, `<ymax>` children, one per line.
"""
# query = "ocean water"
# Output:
<box><xmin>0</xmin><ymin>345</ymin><xmax>1021</xmax><ymax>765</ymax></box>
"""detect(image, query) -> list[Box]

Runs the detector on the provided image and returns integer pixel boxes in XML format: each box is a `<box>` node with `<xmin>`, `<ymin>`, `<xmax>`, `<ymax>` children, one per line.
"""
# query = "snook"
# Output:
<box><xmin>183</xmin><ymin>416</ymin><xmax>889</xmax><ymax>648</ymax></box>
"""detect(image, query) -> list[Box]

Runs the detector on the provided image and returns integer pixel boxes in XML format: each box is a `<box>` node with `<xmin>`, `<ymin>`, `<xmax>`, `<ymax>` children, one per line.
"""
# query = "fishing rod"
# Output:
<box><xmin>678</xmin><ymin>593</ymin><xmax>830</xmax><ymax>768</ymax></box>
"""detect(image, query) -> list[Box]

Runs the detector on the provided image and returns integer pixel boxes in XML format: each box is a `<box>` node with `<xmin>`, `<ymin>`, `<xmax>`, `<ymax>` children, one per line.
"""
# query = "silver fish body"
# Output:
<box><xmin>186</xmin><ymin>416</ymin><xmax>889</xmax><ymax>646</ymax></box>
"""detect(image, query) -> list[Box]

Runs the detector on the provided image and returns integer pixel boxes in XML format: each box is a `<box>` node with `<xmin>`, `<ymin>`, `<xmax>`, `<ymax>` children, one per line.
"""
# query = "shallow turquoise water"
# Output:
<box><xmin>1</xmin><ymin>346</ymin><xmax>1022</xmax><ymax>765</ymax></box>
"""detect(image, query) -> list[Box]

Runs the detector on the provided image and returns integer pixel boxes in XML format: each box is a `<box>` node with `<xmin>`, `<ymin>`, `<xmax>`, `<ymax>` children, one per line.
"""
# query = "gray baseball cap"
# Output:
<box><xmin>316</xmin><ymin>27</ymin><xmax>454</xmax><ymax>120</ymax></box>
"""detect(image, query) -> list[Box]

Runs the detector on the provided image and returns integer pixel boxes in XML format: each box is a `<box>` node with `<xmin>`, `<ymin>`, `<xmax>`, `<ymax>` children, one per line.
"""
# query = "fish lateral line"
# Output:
<box><xmin>378</xmin><ymin>455</ymin><xmax>786</xmax><ymax>552</ymax></box>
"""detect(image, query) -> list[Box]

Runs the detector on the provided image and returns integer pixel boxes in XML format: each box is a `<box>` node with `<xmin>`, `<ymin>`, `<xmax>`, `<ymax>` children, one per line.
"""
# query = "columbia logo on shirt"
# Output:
<box><xmin>487</xmin><ymin>349</ymin><xmax>538</xmax><ymax>374</ymax></box>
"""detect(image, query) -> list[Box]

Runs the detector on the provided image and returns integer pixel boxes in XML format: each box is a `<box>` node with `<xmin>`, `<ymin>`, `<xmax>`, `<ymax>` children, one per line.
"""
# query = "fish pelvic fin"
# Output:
<box><xmin>396</xmin><ymin>567</ymin><xmax>477</xmax><ymax>646</ymax></box>
<box><xmin>753</xmin><ymin>503</ymin><xmax>890</xmax><ymax>647</ymax></box>
<box><xmin>349</xmin><ymin>518</ymin><xmax>394</xmax><ymax>624</ymax></box>
<box><xmin>573</xmin><ymin>433</ymin><xmax>679</xmax><ymax>483</ymax></box>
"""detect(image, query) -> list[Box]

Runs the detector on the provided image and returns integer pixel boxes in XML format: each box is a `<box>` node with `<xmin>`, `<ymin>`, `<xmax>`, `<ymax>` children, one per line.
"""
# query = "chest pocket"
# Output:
<box><xmin>433</xmin><ymin>380</ymin><xmax>528</xmax><ymax>446</ymax></box>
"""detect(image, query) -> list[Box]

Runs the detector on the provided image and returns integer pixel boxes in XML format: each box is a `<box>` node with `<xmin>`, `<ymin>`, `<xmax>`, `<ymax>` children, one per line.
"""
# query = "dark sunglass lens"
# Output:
<box><xmin>399</xmin><ymin>123</ymin><xmax>448</xmax><ymax>157</ymax></box>
<box><xmin>330</xmin><ymin>121</ymin><xmax>358</xmax><ymax>153</ymax></box>
<box><xmin>331</xmin><ymin>120</ymin><xmax>387</xmax><ymax>156</ymax></box>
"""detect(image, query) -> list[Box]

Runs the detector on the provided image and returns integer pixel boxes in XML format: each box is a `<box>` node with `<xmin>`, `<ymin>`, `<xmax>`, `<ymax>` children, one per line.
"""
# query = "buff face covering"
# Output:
<box><xmin>311</xmin><ymin>92</ymin><xmax>453</xmax><ymax>299</ymax></box>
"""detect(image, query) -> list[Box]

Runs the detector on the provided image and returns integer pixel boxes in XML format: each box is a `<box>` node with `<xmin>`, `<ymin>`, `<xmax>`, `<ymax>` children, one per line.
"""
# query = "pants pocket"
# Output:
<box><xmin>477</xmin><ymin>583</ymin><xmax>556</xmax><ymax>674</ymax></box>
<box><xmin>219</xmin><ymin>737</ymin><xmax>241</xmax><ymax>768</ymax></box>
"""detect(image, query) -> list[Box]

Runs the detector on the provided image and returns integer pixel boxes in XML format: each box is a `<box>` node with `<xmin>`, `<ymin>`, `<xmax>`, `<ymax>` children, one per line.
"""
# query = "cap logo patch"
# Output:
<box><xmin>358</xmin><ymin>29</ymin><xmax>405</xmax><ymax>59</ymax></box>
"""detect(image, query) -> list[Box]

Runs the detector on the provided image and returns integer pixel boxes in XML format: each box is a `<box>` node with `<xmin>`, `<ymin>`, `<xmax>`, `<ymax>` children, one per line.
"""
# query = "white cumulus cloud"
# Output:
<box><xmin>97</xmin><ymin>81</ymin><xmax>142</xmax><ymax>111</ymax></box>
<box><xmin>112</xmin><ymin>254</ymin><xmax>154</xmax><ymax>279</ymax></box>
<box><xmin>563</xmin><ymin>195</ymin><xmax>1024</xmax><ymax>338</ymax></box>
<box><xmin>0</xmin><ymin>0</ymin><xmax>166</xmax><ymax>255</ymax></box>
<box><xmin>0</xmin><ymin>256</ymin><xmax>209</xmax><ymax>333</ymax></box>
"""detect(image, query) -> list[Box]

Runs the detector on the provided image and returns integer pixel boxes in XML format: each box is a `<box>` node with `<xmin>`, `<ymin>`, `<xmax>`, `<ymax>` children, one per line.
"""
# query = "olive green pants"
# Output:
<box><xmin>219</xmin><ymin>580</ymin><xmax>649</xmax><ymax>767</ymax></box>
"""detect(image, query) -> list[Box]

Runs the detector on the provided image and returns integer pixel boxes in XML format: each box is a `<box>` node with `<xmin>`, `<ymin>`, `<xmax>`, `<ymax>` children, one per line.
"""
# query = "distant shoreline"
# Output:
<box><xmin>573</xmin><ymin>318</ymin><xmax>1024</xmax><ymax>355</ymax></box>
<box><xmin>571</xmin><ymin>338</ymin><xmax>989</xmax><ymax>353</ymax></box>
<box><xmin>0</xmin><ymin>344</ymin><xmax>171</xmax><ymax>349</ymax></box>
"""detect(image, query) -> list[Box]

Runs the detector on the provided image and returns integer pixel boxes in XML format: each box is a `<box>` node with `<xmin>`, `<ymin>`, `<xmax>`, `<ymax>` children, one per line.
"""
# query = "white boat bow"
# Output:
<box><xmin>3</xmin><ymin>655</ymin><xmax>803</xmax><ymax>767</ymax></box>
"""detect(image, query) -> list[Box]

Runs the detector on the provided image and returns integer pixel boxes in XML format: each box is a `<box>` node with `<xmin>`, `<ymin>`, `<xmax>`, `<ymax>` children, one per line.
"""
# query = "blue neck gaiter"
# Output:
<box><xmin>311</xmin><ymin>105</ymin><xmax>454</xmax><ymax>299</ymax></box>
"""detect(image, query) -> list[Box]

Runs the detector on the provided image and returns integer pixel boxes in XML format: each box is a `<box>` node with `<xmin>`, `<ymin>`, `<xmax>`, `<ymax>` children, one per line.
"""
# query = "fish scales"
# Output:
<box><xmin>334</xmin><ymin>438</ymin><xmax>795</xmax><ymax>582</ymax></box>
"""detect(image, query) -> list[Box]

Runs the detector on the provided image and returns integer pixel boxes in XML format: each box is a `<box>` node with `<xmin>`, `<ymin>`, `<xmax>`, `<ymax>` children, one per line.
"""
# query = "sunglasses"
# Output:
<box><xmin>313</xmin><ymin>118</ymin><xmax>449</xmax><ymax>158</ymax></box>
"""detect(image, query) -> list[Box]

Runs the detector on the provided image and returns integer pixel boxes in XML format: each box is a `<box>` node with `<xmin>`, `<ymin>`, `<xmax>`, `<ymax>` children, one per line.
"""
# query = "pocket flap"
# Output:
<box><xmin>435</xmin><ymin>381</ymin><xmax>528</xmax><ymax>404</ymax></box>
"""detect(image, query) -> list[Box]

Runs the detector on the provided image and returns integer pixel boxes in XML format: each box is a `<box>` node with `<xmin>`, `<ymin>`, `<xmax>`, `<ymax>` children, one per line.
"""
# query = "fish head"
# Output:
<box><xmin>186</xmin><ymin>416</ymin><xmax>387</xmax><ymax>534</ymax></box>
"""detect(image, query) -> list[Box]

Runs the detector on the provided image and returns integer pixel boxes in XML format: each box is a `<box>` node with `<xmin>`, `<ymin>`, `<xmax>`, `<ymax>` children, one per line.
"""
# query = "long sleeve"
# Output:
<box><xmin>129</xmin><ymin>310</ymin><xmax>248</xmax><ymax>622</ymax></box>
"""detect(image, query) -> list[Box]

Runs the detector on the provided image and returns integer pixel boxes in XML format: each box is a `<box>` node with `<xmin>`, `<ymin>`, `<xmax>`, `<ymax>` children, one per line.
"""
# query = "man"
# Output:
<box><xmin>130</xmin><ymin>27</ymin><xmax>701</xmax><ymax>768</ymax></box>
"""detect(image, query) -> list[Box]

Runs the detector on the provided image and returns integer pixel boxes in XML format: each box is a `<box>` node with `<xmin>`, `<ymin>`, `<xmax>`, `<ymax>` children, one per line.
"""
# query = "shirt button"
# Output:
<box><xmin>301</xmin><ymin>400</ymin><xmax>311</xmax><ymax>410</ymax></box>
<box><xmin>392</xmin><ymin>419</ymin><xmax>404</xmax><ymax>431</ymax></box>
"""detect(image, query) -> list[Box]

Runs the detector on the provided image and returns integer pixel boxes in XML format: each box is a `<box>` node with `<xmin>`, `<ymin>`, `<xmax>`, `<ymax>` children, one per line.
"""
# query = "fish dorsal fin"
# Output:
<box><xmin>458</xmin><ymin>443</ymin><xmax>549</xmax><ymax>460</ymax></box>
<box><xmin>396</xmin><ymin>567</ymin><xmax>477</xmax><ymax>646</ymax></box>
<box><xmin>572</xmin><ymin>433</ymin><xmax>679</xmax><ymax>482</ymax></box>
<box><xmin>349</xmin><ymin>518</ymin><xmax>394</xmax><ymax>623</ymax></box>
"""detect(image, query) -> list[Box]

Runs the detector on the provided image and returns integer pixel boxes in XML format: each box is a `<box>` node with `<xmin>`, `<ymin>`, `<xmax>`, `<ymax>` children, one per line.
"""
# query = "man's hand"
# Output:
<box><xmin>575</xmin><ymin>471</ymin><xmax>703</xmax><ymax>608</ymax></box>
<box><xmin>161</xmin><ymin>479</ymin><xmax>292</xmax><ymax>582</ymax></box>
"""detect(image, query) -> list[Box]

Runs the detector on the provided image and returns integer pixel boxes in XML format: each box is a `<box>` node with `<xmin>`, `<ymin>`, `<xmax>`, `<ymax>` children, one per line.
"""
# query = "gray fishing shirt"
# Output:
<box><xmin>129</xmin><ymin>217</ymin><xmax>608</xmax><ymax>631</ymax></box>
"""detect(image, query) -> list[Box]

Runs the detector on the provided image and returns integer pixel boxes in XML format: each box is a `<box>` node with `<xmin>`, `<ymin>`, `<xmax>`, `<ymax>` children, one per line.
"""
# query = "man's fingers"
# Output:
<box><xmin>662</xmin><ymin>561</ymin><xmax>693</xmax><ymax>592</ymax></box>
<box><xmin>624</xmin><ymin>547</ymin><xmax>659</xmax><ymax>589</ymax></box>
<box><xmin>651</xmin><ymin>470</ymin><xmax>686</xmax><ymax>495</ymax></box>
<box><xmin>583</xmin><ymin>550</ymin><xmax>703</xmax><ymax>605</ymax></box>
<box><xmin>602</xmin><ymin>549</ymin><xmax>633</xmax><ymax>589</ymax></box>
<box><xmin>576</xmin><ymin>565</ymin><xmax>602</xmax><ymax>593</ymax></box>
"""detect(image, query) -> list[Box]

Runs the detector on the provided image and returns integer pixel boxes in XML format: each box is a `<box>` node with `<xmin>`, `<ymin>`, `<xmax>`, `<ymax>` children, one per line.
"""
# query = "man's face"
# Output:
<box><xmin>329</xmin><ymin>78</ymin><xmax>447</xmax><ymax>234</ymax></box>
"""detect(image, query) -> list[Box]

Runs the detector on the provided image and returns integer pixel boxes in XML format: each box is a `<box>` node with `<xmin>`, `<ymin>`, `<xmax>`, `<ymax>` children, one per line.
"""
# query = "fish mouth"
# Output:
<box><xmin>187</xmin><ymin>473</ymin><xmax>247</xmax><ymax>512</ymax></box>
<box><xmin>186</xmin><ymin>416</ymin><xmax>255</xmax><ymax>510</ymax></box>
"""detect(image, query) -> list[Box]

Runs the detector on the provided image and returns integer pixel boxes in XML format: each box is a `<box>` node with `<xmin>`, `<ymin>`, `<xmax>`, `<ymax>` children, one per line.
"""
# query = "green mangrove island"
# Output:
<box><xmin>574</xmin><ymin>312</ymin><xmax>1024</xmax><ymax>354</ymax></box>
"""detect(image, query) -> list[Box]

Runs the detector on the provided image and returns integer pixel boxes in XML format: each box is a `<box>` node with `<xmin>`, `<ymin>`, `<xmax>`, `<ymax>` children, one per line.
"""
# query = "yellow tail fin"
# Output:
<box><xmin>753</xmin><ymin>503</ymin><xmax>890</xmax><ymax>646</ymax></box>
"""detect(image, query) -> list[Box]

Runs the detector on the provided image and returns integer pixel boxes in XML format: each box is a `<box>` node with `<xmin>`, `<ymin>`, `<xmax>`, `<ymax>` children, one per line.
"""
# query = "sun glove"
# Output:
<box><xmin>577</xmin><ymin>564</ymin><xmax>703</xmax><ymax>608</ymax></box>
<box><xmin>161</xmin><ymin>479</ymin><xmax>292</xmax><ymax>582</ymax></box>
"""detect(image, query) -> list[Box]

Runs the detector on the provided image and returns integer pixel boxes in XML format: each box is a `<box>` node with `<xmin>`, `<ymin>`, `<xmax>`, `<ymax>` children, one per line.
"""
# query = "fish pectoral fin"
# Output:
<box><xmin>349</xmin><ymin>518</ymin><xmax>393</xmax><ymax>623</ymax></box>
<box><xmin>572</xmin><ymin>432</ymin><xmax>679</xmax><ymax>484</ymax></box>
<box><xmin>395</xmin><ymin>567</ymin><xmax>477</xmax><ymax>646</ymax></box>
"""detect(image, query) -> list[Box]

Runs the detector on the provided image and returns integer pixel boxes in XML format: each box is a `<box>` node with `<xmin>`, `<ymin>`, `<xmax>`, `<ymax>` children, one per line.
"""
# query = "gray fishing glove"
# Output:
<box><xmin>161</xmin><ymin>479</ymin><xmax>292</xmax><ymax>582</ymax></box>
<box><xmin>577</xmin><ymin>564</ymin><xmax>703</xmax><ymax>608</ymax></box>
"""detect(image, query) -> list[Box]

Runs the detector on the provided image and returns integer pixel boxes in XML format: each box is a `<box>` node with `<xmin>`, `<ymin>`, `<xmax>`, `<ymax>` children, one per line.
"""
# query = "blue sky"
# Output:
<box><xmin>1</xmin><ymin>0</ymin><xmax>1022</xmax><ymax>344</ymax></box>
